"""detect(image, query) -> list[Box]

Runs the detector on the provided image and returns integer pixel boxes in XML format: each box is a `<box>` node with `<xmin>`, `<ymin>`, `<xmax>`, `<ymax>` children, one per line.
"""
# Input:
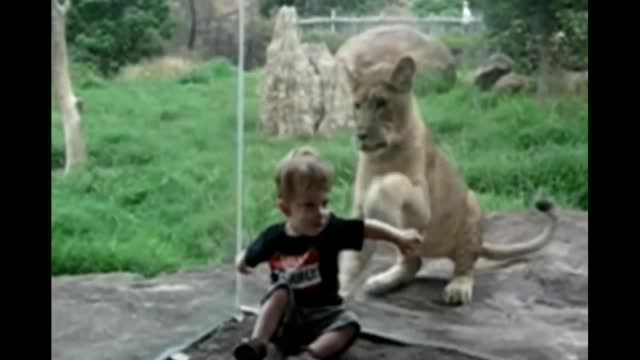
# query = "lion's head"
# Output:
<box><xmin>341</xmin><ymin>56</ymin><xmax>418</xmax><ymax>157</ymax></box>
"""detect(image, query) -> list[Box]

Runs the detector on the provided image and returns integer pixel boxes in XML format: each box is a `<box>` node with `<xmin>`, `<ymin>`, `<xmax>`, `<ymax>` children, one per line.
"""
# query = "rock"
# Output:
<box><xmin>51</xmin><ymin>268</ymin><xmax>238</xmax><ymax>360</ymax></box>
<box><xmin>473</xmin><ymin>53</ymin><xmax>514</xmax><ymax>90</ymax></box>
<box><xmin>259</xmin><ymin>6</ymin><xmax>352</xmax><ymax>137</ymax></box>
<box><xmin>535</xmin><ymin>68</ymin><xmax>588</xmax><ymax>97</ymax></box>
<box><xmin>52</xmin><ymin>210</ymin><xmax>587</xmax><ymax>360</ymax></box>
<box><xmin>335</xmin><ymin>25</ymin><xmax>457</xmax><ymax>91</ymax></box>
<box><xmin>302</xmin><ymin>43</ymin><xmax>353</xmax><ymax>135</ymax></box>
<box><xmin>560</xmin><ymin>70</ymin><xmax>588</xmax><ymax>95</ymax></box>
<box><xmin>259</xmin><ymin>6</ymin><xmax>318</xmax><ymax>136</ymax></box>
<box><xmin>492</xmin><ymin>73</ymin><xmax>535</xmax><ymax>94</ymax></box>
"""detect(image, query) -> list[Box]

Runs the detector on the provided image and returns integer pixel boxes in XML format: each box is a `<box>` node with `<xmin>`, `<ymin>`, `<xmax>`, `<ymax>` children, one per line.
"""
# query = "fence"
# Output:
<box><xmin>165</xmin><ymin>4</ymin><xmax>489</xmax><ymax>69</ymax></box>
<box><xmin>295</xmin><ymin>10</ymin><xmax>489</xmax><ymax>69</ymax></box>
<box><xmin>296</xmin><ymin>10</ymin><xmax>485</xmax><ymax>38</ymax></box>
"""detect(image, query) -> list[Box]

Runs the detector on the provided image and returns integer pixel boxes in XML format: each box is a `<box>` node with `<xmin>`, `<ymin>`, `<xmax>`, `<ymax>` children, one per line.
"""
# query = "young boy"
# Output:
<box><xmin>233</xmin><ymin>146</ymin><xmax>423</xmax><ymax>360</ymax></box>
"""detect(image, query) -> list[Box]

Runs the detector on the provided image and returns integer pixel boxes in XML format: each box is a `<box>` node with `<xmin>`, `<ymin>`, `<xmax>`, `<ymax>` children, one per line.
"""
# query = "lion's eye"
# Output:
<box><xmin>375</xmin><ymin>98</ymin><xmax>387</xmax><ymax>109</ymax></box>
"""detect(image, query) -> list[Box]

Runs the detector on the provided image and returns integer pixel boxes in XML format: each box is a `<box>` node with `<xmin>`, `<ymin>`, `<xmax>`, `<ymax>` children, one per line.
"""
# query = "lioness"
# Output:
<box><xmin>336</xmin><ymin>56</ymin><xmax>558</xmax><ymax>305</ymax></box>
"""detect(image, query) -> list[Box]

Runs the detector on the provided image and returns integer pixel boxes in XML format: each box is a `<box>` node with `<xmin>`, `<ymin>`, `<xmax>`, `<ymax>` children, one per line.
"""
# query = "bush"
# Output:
<box><xmin>411</xmin><ymin>0</ymin><xmax>461</xmax><ymax>16</ymax></box>
<box><xmin>440</xmin><ymin>31</ymin><xmax>486</xmax><ymax>52</ymax></box>
<box><xmin>440</xmin><ymin>30</ymin><xmax>491</xmax><ymax>69</ymax></box>
<box><xmin>475</xmin><ymin>0</ymin><xmax>588</xmax><ymax>73</ymax></box>
<box><xmin>551</xmin><ymin>8</ymin><xmax>588</xmax><ymax>70</ymax></box>
<box><xmin>67</xmin><ymin>0</ymin><xmax>176</xmax><ymax>76</ymax></box>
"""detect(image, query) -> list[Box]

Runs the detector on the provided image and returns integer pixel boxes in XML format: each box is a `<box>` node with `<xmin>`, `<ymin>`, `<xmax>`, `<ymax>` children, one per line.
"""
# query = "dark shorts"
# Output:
<box><xmin>261</xmin><ymin>282</ymin><xmax>361</xmax><ymax>356</ymax></box>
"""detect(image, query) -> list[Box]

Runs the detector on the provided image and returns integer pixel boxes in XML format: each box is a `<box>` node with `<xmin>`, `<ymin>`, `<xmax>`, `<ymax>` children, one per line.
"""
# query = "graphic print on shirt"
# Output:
<box><xmin>268</xmin><ymin>248</ymin><xmax>322</xmax><ymax>291</ymax></box>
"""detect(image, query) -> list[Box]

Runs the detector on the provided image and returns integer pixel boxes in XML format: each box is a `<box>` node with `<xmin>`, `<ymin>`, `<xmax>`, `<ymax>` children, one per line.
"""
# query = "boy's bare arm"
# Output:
<box><xmin>363</xmin><ymin>219</ymin><xmax>423</xmax><ymax>256</ymax></box>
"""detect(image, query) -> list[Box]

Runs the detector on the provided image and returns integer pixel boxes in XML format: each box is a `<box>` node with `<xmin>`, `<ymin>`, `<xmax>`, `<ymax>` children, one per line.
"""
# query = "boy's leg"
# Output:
<box><xmin>234</xmin><ymin>286</ymin><xmax>291</xmax><ymax>360</ymax></box>
<box><xmin>299</xmin><ymin>307</ymin><xmax>361</xmax><ymax>359</ymax></box>
<box><xmin>251</xmin><ymin>287</ymin><xmax>289</xmax><ymax>342</ymax></box>
<box><xmin>307</xmin><ymin>324</ymin><xmax>358</xmax><ymax>359</ymax></box>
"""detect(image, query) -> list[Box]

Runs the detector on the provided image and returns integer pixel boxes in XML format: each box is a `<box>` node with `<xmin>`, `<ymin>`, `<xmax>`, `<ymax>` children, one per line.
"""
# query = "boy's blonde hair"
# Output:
<box><xmin>274</xmin><ymin>146</ymin><xmax>333</xmax><ymax>199</ymax></box>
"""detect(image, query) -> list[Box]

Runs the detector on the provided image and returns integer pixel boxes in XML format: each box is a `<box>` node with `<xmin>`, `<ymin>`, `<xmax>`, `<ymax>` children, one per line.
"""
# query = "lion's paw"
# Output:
<box><xmin>443</xmin><ymin>278</ymin><xmax>473</xmax><ymax>305</ymax></box>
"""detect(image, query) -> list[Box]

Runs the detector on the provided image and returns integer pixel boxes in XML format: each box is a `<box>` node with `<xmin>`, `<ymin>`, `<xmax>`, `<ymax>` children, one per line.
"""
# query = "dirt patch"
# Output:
<box><xmin>182</xmin><ymin>314</ymin><xmax>484</xmax><ymax>360</ymax></box>
<box><xmin>118</xmin><ymin>55</ymin><xmax>200</xmax><ymax>80</ymax></box>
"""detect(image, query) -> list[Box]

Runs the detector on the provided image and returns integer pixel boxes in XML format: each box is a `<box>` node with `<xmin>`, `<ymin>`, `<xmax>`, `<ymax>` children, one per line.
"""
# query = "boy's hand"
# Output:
<box><xmin>235</xmin><ymin>250</ymin><xmax>253</xmax><ymax>275</ymax></box>
<box><xmin>396</xmin><ymin>228</ymin><xmax>423</xmax><ymax>256</ymax></box>
<box><xmin>237</xmin><ymin>263</ymin><xmax>253</xmax><ymax>275</ymax></box>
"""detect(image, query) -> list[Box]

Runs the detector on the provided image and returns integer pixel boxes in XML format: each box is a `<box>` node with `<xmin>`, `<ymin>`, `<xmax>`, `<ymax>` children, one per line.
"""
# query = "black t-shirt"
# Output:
<box><xmin>244</xmin><ymin>213</ymin><xmax>365</xmax><ymax>308</ymax></box>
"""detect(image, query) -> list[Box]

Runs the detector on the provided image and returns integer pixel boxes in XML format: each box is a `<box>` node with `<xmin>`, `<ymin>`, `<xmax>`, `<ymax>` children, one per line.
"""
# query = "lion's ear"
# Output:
<box><xmin>389</xmin><ymin>56</ymin><xmax>416</xmax><ymax>93</ymax></box>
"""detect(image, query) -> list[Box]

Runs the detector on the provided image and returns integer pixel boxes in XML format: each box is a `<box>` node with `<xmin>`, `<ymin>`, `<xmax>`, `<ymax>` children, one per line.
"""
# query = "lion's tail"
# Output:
<box><xmin>479</xmin><ymin>200</ymin><xmax>558</xmax><ymax>261</ymax></box>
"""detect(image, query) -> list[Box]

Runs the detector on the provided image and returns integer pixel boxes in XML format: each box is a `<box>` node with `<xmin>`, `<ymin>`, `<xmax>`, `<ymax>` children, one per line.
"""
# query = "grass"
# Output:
<box><xmin>51</xmin><ymin>58</ymin><xmax>588</xmax><ymax>277</ymax></box>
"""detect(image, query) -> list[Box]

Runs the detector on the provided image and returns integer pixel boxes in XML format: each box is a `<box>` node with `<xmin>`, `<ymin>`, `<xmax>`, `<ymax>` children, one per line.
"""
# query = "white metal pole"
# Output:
<box><xmin>234</xmin><ymin>0</ymin><xmax>245</xmax><ymax>311</ymax></box>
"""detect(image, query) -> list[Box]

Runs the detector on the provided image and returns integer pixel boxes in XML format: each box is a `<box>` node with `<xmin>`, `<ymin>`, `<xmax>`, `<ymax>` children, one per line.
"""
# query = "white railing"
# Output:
<box><xmin>297</xmin><ymin>14</ymin><xmax>481</xmax><ymax>27</ymax></box>
<box><xmin>295</xmin><ymin>9</ymin><xmax>484</xmax><ymax>36</ymax></box>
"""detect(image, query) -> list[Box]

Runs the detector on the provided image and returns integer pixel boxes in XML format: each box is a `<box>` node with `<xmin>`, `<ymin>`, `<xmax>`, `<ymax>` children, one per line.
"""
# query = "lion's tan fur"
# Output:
<box><xmin>337</xmin><ymin>54</ymin><xmax>558</xmax><ymax>305</ymax></box>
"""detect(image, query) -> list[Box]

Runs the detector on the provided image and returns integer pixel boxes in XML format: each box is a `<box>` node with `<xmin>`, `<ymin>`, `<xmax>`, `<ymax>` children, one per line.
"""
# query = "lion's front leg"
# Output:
<box><xmin>360</xmin><ymin>173</ymin><xmax>430</xmax><ymax>296</ymax></box>
<box><xmin>339</xmin><ymin>165</ymin><xmax>377</xmax><ymax>301</ymax></box>
<box><xmin>338</xmin><ymin>240</ymin><xmax>377</xmax><ymax>301</ymax></box>
<box><xmin>443</xmin><ymin>246</ymin><xmax>478</xmax><ymax>305</ymax></box>
<box><xmin>443</xmin><ymin>192</ymin><xmax>483</xmax><ymax>305</ymax></box>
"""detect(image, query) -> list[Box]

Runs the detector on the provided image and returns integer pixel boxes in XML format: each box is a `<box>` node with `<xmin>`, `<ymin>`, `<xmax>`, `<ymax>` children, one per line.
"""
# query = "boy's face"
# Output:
<box><xmin>279</xmin><ymin>187</ymin><xmax>330</xmax><ymax>237</ymax></box>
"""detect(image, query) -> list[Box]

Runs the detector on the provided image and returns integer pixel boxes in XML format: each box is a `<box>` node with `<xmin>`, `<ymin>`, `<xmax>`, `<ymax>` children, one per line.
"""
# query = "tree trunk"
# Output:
<box><xmin>187</xmin><ymin>0</ymin><xmax>197</xmax><ymax>50</ymax></box>
<box><xmin>52</xmin><ymin>0</ymin><xmax>86</xmax><ymax>174</ymax></box>
<box><xmin>534</xmin><ymin>1</ymin><xmax>555</xmax><ymax>99</ymax></box>
<box><xmin>536</xmin><ymin>39</ymin><xmax>551</xmax><ymax>98</ymax></box>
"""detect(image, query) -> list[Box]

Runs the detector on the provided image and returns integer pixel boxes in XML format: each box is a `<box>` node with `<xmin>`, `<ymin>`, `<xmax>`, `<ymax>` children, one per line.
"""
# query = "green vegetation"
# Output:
<box><xmin>67</xmin><ymin>0</ymin><xmax>175</xmax><ymax>76</ymax></box>
<box><xmin>302</xmin><ymin>30</ymin><xmax>349</xmax><ymax>54</ymax></box>
<box><xmin>411</xmin><ymin>0</ymin><xmax>462</xmax><ymax>17</ymax></box>
<box><xmin>476</xmin><ymin>0</ymin><xmax>588</xmax><ymax>72</ymax></box>
<box><xmin>52</xmin><ymin>59</ymin><xmax>587</xmax><ymax>277</ymax></box>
